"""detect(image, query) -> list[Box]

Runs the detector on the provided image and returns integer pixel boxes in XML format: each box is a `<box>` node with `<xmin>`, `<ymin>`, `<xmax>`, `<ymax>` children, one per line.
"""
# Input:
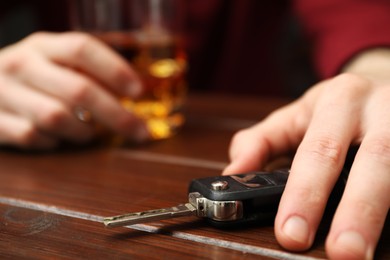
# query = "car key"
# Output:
<box><xmin>103</xmin><ymin>168</ymin><xmax>346</xmax><ymax>228</ymax></box>
<box><xmin>104</xmin><ymin>169</ymin><xmax>289</xmax><ymax>228</ymax></box>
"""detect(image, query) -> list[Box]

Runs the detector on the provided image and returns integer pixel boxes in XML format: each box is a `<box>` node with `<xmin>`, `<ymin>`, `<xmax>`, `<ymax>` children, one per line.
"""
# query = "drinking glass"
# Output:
<box><xmin>69</xmin><ymin>0</ymin><xmax>187</xmax><ymax>140</ymax></box>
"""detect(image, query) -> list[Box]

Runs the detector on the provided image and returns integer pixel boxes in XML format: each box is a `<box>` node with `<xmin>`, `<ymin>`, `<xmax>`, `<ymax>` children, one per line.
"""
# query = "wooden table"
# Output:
<box><xmin>0</xmin><ymin>93</ymin><xmax>388</xmax><ymax>259</ymax></box>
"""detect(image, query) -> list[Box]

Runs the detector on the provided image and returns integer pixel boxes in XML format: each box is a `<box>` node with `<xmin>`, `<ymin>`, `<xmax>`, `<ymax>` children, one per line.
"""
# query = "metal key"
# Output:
<box><xmin>104</xmin><ymin>203</ymin><xmax>197</xmax><ymax>227</ymax></box>
<box><xmin>104</xmin><ymin>191</ymin><xmax>245</xmax><ymax>227</ymax></box>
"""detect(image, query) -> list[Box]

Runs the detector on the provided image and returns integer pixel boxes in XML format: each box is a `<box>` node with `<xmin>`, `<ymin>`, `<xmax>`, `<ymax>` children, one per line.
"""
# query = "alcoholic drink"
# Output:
<box><xmin>96</xmin><ymin>30</ymin><xmax>187</xmax><ymax>140</ymax></box>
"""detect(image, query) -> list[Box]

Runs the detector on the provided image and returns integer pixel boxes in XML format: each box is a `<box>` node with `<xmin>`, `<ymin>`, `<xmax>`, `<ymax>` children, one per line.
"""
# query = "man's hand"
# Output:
<box><xmin>223</xmin><ymin>48</ymin><xmax>390</xmax><ymax>259</ymax></box>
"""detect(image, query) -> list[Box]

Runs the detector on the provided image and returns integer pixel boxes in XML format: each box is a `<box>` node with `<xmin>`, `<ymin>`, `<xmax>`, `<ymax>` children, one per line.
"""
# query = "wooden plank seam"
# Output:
<box><xmin>0</xmin><ymin>197</ymin><xmax>320</xmax><ymax>260</ymax></box>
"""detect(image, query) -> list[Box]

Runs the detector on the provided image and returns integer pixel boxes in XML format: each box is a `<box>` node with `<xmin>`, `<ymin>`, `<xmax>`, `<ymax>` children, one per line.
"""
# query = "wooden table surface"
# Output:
<box><xmin>0</xmin><ymin>93</ymin><xmax>388</xmax><ymax>259</ymax></box>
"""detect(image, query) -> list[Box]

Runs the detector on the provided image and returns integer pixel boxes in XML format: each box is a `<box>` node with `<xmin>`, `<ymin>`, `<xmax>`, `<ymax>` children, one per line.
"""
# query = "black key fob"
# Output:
<box><xmin>188</xmin><ymin>169</ymin><xmax>288</xmax><ymax>227</ymax></box>
<box><xmin>188</xmin><ymin>168</ymin><xmax>346</xmax><ymax>228</ymax></box>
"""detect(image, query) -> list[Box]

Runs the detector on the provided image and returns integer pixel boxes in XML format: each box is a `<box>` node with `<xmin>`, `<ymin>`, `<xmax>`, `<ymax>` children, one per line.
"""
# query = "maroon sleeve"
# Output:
<box><xmin>293</xmin><ymin>0</ymin><xmax>390</xmax><ymax>78</ymax></box>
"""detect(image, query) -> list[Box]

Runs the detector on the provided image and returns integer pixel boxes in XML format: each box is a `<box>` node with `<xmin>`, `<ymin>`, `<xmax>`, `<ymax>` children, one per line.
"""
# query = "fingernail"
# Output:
<box><xmin>283</xmin><ymin>216</ymin><xmax>310</xmax><ymax>245</ymax></box>
<box><xmin>126</xmin><ymin>81</ymin><xmax>142</xmax><ymax>97</ymax></box>
<box><xmin>336</xmin><ymin>231</ymin><xmax>370</xmax><ymax>259</ymax></box>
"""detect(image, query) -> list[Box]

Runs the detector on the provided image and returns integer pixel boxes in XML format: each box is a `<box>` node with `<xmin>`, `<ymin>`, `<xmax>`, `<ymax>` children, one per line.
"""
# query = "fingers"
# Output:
<box><xmin>224</xmin><ymin>73</ymin><xmax>389</xmax><ymax>258</ymax></box>
<box><xmin>223</xmin><ymin>100</ymin><xmax>310</xmax><ymax>175</ymax></box>
<box><xmin>8</xmin><ymin>52</ymin><xmax>147</xmax><ymax>140</ymax></box>
<box><xmin>0</xmin><ymin>32</ymin><xmax>150</xmax><ymax>146</ymax></box>
<box><xmin>274</xmin><ymin>74</ymin><xmax>390</xmax><ymax>260</ymax></box>
<box><xmin>274</xmin><ymin>75</ymin><xmax>369</xmax><ymax>251</ymax></box>
<box><xmin>0</xmin><ymin>77</ymin><xmax>94</xmax><ymax>143</ymax></box>
<box><xmin>326</xmin><ymin>139</ymin><xmax>390</xmax><ymax>259</ymax></box>
<box><xmin>0</xmin><ymin>111</ymin><xmax>58</xmax><ymax>149</ymax></box>
<box><xmin>325</xmin><ymin>89</ymin><xmax>390</xmax><ymax>259</ymax></box>
<box><xmin>26</xmin><ymin>32</ymin><xmax>142</xmax><ymax>98</ymax></box>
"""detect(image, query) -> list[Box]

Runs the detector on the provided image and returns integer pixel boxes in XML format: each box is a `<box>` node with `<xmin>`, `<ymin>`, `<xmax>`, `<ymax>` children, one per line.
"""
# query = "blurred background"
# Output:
<box><xmin>0</xmin><ymin>0</ymin><xmax>317</xmax><ymax>99</ymax></box>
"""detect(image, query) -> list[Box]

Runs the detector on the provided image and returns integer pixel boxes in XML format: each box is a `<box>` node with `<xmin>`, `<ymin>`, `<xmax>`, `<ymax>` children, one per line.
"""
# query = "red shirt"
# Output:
<box><xmin>186</xmin><ymin>0</ymin><xmax>390</xmax><ymax>96</ymax></box>
<box><xmin>294</xmin><ymin>0</ymin><xmax>390</xmax><ymax>78</ymax></box>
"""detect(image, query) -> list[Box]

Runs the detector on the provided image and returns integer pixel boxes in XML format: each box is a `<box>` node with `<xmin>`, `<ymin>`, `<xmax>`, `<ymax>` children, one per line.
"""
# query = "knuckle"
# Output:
<box><xmin>17</xmin><ymin>123</ymin><xmax>40</xmax><ymax>147</ymax></box>
<box><xmin>111</xmin><ymin>63</ymin><xmax>132</xmax><ymax>84</ymax></box>
<box><xmin>13</xmin><ymin>123</ymin><xmax>58</xmax><ymax>149</ymax></box>
<box><xmin>230</xmin><ymin>128</ymin><xmax>258</xmax><ymax>148</ymax></box>
<box><xmin>37</xmin><ymin>103</ymin><xmax>68</xmax><ymax>129</ymax></box>
<box><xmin>24</xmin><ymin>32</ymin><xmax>50</xmax><ymax>43</ymax></box>
<box><xmin>303</xmin><ymin>137</ymin><xmax>343</xmax><ymax>167</ymax></box>
<box><xmin>352</xmin><ymin>199</ymin><xmax>384</xmax><ymax>228</ymax></box>
<box><xmin>67</xmin><ymin>33</ymin><xmax>96</xmax><ymax>59</ymax></box>
<box><xmin>231</xmin><ymin>129</ymin><xmax>250</xmax><ymax>144</ymax></box>
<box><xmin>229</xmin><ymin>127</ymin><xmax>269</xmax><ymax>160</ymax></box>
<box><xmin>324</xmin><ymin>73</ymin><xmax>370</xmax><ymax>103</ymax></box>
<box><xmin>333</xmin><ymin>73</ymin><xmax>369</xmax><ymax>89</ymax></box>
<box><xmin>68</xmin><ymin>79</ymin><xmax>91</xmax><ymax>103</ymax></box>
<box><xmin>0</xmin><ymin>34</ymin><xmax>49</xmax><ymax>74</ymax></box>
<box><xmin>361</xmin><ymin>138</ymin><xmax>390</xmax><ymax>166</ymax></box>
<box><xmin>0</xmin><ymin>50</ymin><xmax>30</xmax><ymax>74</ymax></box>
<box><xmin>295</xmin><ymin>186</ymin><xmax>328</xmax><ymax>209</ymax></box>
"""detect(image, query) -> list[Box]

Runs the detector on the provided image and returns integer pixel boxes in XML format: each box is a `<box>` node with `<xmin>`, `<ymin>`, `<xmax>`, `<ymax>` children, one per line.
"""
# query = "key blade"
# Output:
<box><xmin>103</xmin><ymin>203</ymin><xmax>197</xmax><ymax>228</ymax></box>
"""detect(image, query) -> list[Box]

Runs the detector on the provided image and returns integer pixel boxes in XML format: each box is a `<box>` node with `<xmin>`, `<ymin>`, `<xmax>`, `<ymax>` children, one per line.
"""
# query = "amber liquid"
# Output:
<box><xmin>96</xmin><ymin>30</ymin><xmax>187</xmax><ymax>140</ymax></box>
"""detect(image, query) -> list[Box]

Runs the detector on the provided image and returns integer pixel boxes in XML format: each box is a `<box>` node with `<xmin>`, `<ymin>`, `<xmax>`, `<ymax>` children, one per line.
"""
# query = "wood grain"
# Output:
<box><xmin>0</xmin><ymin>93</ymin><xmax>388</xmax><ymax>259</ymax></box>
